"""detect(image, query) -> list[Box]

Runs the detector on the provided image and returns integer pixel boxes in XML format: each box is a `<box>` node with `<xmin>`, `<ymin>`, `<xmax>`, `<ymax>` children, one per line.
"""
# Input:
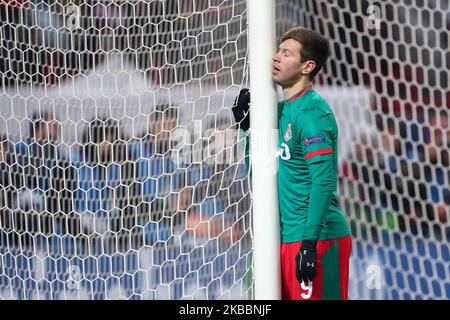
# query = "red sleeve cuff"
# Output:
<box><xmin>305</xmin><ymin>148</ymin><xmax>333</xmax><ymax>160</ymax></box>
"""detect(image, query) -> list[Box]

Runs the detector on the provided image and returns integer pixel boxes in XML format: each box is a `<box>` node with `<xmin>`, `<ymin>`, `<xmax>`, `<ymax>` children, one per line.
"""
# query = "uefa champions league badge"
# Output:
<box><xmin>284</xmin><ymin>123</ymin><xmax>292</xmax><ymax>141</ymax></box>
<box><xmin>304</xmin><ymin>135</ymin><xmax>325</xmax><ymax>146</ymax></box>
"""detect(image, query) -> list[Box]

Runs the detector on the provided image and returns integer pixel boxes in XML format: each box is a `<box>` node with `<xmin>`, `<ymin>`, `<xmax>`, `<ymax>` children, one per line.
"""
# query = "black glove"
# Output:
<box><xmin>296</xmin><ymin>240</ymin><xmax>318</xmax><ymax>284</ymax></box>
<box><xmin>232</xmin><ymin>88</ymin><xmax>250</xmax><ymax>131</ymax></box>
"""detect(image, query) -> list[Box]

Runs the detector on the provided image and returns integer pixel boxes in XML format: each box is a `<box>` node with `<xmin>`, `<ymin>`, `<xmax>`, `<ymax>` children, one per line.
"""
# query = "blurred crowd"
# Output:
<box><xmin>0</xmin><ymin>105</ymin><xmax>249</xmax><ymax>256</ymax></box>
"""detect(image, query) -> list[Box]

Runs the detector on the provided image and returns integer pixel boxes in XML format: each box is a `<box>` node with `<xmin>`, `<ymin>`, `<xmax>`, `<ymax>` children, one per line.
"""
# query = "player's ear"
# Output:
<box><xmin>302</xmin><ymin>60</ymin><xmax>316</xmax><ymax>77</ymax></box>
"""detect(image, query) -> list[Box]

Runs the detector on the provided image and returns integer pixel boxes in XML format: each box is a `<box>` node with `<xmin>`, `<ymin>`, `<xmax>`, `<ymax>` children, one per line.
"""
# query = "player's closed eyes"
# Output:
<box><xmin>277</xmin><ymin>49</ymin><xmax>290</xmax><ymax>57</ymax></box>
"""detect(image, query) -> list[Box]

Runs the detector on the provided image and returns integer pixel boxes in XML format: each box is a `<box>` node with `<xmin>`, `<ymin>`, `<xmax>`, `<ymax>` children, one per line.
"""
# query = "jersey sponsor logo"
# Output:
<box><xmin>284</xmin><ymin>123</ymin><xmax>292</xmax><ymax>142</ymax></box>
<box><xmin>303</xmin><ymin>135</ymin><xmax>325</xmax><ymax>146</ymax></box>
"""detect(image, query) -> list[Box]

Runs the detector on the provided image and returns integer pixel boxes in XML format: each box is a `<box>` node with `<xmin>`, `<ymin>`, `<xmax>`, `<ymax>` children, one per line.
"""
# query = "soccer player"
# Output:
<box><xmin>232</xmin><ymin>27</ymin><xmax>352</xmax><ymax>300</ymax></box>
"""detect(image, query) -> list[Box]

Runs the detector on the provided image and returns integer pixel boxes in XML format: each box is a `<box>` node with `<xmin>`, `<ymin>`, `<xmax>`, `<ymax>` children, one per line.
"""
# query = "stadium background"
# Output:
<box><xmin>0</xmin><ymin>0</ymin><xmax>449</xmax><ymax>299</ymax></box>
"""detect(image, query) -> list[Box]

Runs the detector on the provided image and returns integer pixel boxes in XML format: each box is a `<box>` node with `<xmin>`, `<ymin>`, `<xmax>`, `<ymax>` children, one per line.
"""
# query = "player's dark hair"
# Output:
<box><xmin>281</xmin><ymin>27</ymin><xmax>330</xmax><ymax>80</ymax></box>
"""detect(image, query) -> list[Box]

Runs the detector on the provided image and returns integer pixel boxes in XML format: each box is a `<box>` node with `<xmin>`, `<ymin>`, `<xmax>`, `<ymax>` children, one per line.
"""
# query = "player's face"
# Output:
<box><xmin>272</xmin><ymin>39</ymin><xmax>315</xmax><ymax>87</ymax></box>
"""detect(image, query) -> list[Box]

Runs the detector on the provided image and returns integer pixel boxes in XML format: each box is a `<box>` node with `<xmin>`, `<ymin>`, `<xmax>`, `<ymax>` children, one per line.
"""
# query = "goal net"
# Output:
<box><xmin>0</xmin><ymin>0</ymin><xmax>448</xmax><ymax>300</ymax></box>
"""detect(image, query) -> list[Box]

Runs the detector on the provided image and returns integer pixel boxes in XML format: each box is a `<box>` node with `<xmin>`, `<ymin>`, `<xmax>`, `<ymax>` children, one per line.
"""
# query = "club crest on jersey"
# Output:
<box><xmin>284</xmin><ymin>124</ymin><xmax>292</xmax><ymax>141</ymax></box>
<box><xmin>304</xmin><ymin>135</ymin><xmax>325</xmax><ymax>146</ymax></box>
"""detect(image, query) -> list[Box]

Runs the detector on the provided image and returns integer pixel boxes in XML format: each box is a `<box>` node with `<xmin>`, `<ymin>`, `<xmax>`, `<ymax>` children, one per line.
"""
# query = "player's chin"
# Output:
<box><xmin>272</xmin><ymin>74</ymin><xmax>282</xmax><ymax>84</ymax></box>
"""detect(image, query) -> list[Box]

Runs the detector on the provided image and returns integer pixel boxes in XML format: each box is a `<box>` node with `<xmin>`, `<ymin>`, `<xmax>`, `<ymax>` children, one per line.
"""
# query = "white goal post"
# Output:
<box><xmin>246</xmin><ymin>0</ymin><xmax>280</xmax><ymax>300</ymax></box>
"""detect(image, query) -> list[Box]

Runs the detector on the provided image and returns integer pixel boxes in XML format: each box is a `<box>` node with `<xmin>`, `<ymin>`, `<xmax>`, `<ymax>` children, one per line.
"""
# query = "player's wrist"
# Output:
<box><xmin>301</xmin><ymin>239</ymin><xmax>317</xmax><ymax>250</ymax></box>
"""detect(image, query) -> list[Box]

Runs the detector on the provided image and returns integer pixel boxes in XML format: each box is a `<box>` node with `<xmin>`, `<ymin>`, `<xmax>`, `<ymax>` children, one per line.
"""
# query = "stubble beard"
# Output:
<box><xmin>273</xmin><ymin>76</ymin><xmax>299</xmax><ymax>90</ymax></box>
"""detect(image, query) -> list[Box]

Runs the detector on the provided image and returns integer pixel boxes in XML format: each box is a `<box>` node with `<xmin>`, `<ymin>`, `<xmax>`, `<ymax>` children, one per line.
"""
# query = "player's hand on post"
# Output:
<box><xmin>232</xmin><ymin>88</ymin><xmax>250</xmax><ymax>132</ymax></box>
<box><xmin>296</xmin><ymin>239</ymin><xmax>318</xmax><ymax>284</ymax></box>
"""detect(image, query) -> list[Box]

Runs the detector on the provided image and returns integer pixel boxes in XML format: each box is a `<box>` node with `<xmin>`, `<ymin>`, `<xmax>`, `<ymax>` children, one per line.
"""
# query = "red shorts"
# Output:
<box><xmin>280</xmin><ymin>236</ymin><xmax>352</xmax><ymax>300</ymax></box>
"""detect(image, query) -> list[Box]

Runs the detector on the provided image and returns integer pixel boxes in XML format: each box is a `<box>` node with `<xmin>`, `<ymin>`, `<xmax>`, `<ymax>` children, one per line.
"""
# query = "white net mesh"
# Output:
<box><xmin>0</xmin><ymin>0</ymin><xmax>252</xmax><ymax>300</ymax></box>
<box><xmin>277</xmin><ymin>0</ymin><xmax>449</xmax><ymax>299</ymax></box>
<box><xmin>1</xmin><ymin>0</ymin><xmax>449</xmax><ymax>300</ymax></box>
